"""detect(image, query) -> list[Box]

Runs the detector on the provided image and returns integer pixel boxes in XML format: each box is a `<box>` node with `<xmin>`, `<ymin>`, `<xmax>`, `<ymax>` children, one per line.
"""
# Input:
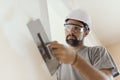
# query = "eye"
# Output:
<box><xmin>73</xmin><ymin>26</ymin><xmax>80</xmax><ymax>30</ymax></box>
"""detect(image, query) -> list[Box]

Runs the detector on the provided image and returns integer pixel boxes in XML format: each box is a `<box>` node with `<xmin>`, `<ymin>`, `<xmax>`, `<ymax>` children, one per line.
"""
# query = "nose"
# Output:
<box><xmin>68</xmin><ymin>27</ymin><xmax>76</xmax><ymax>34</ymax></box>
<box><xmin>67</xmin><ymin>28</ymin><xmax>75</xmax><ymax>35</ymax></box>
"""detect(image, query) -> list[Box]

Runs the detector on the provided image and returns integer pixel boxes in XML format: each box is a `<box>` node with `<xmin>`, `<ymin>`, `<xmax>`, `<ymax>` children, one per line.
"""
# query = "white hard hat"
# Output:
<box><xmin>65</xmin><ymin>9</ymin><xmax>92</xmax><ymax>30</ymax></box>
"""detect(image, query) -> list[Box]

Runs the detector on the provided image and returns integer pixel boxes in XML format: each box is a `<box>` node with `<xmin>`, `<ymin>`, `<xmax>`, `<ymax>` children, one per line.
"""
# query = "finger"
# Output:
<box><xmin>52</xmin><ymin>50</ymin><xmax>62</xmax><ymax>55</ymax></box>
<box><xmin>53</xmin><ymin>41</ymin><xmax>58</xmax><ymax>43</ymax></box>
<box><xmin>49</xmin><ymin>43</ymin><xmax>63</xmax><ymax>50</ymax></box>
<box><xmin>56</xmin><ymin>56</ymin><xmax>66</xmax><ymax>61</ymax></box>
<box><xmin>56</xmin><ymin>56</ymin><xmax>61</xmax><ymax>61</ymax></box>
<box><xmin>50</xmin><ymin>41</ymin><xmax>58</xmax><ymax>45</ymax></box>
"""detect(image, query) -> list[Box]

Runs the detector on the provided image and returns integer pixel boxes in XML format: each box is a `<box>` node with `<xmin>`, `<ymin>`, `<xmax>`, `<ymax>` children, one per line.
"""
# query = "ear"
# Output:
<box><xmin>84</xmin><ymin>30</ymin><xmax>90</xmax><ymax>37</ymax></box>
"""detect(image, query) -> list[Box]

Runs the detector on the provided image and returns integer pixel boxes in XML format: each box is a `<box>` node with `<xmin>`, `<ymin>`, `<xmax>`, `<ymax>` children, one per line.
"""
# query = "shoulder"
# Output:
<box><xmin>89</xmin><ymin>46</ymin><xmax>106</xmax><ymax>50</ymax></box>
<box><xmin>89</xmin><ymin>46</ymin><xmax>107</xmax><ymax>52</ymax></box>
<box><xmin>87</xmin><ymin>46</ymin><xmax>109</xmax><ymax>56</ymax></box>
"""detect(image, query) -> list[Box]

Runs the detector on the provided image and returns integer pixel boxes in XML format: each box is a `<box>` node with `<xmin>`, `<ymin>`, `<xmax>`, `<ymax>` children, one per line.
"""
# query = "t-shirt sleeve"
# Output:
<box><xmin>91</xmin><ymin>46</ymin><xmax>120</xmax><ymax>77</ymax></box>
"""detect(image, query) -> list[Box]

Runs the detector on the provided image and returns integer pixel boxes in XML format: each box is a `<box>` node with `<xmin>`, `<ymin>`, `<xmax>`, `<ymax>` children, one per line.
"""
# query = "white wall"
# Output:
<box><xmin>106</xmin><ymin>43</ymin><xmax>120</xmax><ymax>80</ymax></box>
<box><xmin>47</xmin><ymin>0</ymin><xmax>68</xmax><ymax>44</ymax></box>
<box><xmin>0</xmin><ymin>0</ymin><xmax>56</xmax><ymax>80</ymax></box>
<box><xmin>47</xmin><ymin>0</ymin><xmax>101</xmax><ymax>46</ymax></box>
<box><xmin>0</xmin><ymin>0</ymin><xmax>102</xmax><ymax>80</ymax></box>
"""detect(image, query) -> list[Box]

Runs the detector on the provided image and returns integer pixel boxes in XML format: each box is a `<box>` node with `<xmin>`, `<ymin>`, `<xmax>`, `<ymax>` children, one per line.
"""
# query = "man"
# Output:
<box><xmin>49</xmin><ymin>9</ymin><xmax>119</xmax><ymax>80</ymax></box>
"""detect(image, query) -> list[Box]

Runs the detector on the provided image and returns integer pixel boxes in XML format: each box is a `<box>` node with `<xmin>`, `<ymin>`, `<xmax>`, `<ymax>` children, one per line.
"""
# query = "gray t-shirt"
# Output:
<box><xmin>56</xmin><ymin>46</ymin><xmax>119</xmax><ymax>80</ymax></box>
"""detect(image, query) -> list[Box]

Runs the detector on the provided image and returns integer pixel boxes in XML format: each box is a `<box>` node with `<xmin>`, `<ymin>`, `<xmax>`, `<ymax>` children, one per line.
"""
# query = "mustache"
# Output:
<box><xmin>66</xmin><ymin>34</ymin><xmax>77</xmax><ymax>39</ymax></box>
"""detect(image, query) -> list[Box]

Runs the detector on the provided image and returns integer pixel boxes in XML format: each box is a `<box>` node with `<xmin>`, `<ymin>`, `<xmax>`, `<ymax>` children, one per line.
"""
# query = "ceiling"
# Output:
<box><xmin>1</xmin><ymin>0</ymin><xmax>120</xmax><ymax>46</ymax></box>
<box><xmin>48</xmin><ymin>0</ymin><xmax>120</xmax><ymax>46</ymax></box>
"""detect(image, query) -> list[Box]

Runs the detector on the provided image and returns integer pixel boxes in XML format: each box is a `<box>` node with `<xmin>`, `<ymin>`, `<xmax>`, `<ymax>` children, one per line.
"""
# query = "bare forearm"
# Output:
<box><xmin>72</xmin><ymin>54</ymin><xmax>110</xmax><ymax>80</ymax></box>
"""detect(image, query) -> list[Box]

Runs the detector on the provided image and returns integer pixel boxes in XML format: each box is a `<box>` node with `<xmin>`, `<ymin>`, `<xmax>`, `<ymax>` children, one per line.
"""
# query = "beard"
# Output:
<box><xmin>66</xmin><ymin>34</ymin><xmax>83</xmax><ymax>47</ymax></box>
